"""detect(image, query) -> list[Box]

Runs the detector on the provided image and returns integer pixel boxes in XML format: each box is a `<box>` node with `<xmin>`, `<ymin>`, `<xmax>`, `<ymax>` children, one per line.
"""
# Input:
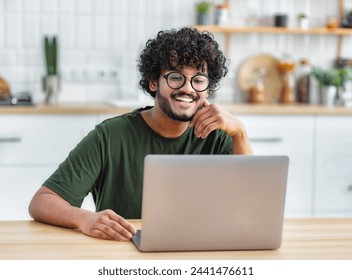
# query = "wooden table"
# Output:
<box><xmin>0</xmin><ymin>219</ymin><xmax>351</xmax><ymax>260</ymax></box>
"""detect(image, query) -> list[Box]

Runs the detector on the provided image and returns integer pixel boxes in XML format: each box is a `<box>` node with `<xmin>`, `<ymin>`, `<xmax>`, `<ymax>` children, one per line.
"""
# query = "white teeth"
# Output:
<box><xmin>175</xmin><ymin>96</ymin><xmax>193</xmax><ymax>103</ymax></box>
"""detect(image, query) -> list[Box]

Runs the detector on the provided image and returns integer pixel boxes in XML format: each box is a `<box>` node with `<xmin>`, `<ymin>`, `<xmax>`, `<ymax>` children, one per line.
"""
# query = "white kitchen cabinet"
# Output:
<box><xmin>0</xmin><ymin>166</ymin><xmax>56</xmax><ymax>220</ymax></box>
<box><xmin>315</xmin><ymin>116</ymin><xmax>352</xmax><ymax>216</ymax></box>
<box><xmin>0</xmin><ymin>115</ymin><xmax>97</xmax><ymax>164</ymax></box>
<box><xmin>239</xmin><ymin>115</ymin><xmax>314</xmax><ymax>217</ymax></box>
<box><xmin>0</xmin><ymin>115</ymin><xmax>98</xmax><ymax>219</ymax></box>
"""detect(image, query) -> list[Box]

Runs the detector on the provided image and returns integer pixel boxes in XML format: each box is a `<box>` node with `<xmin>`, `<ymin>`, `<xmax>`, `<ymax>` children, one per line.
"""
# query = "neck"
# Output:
<box><xmin>141</xmin><ymin>107</ymin><xmax>189</xmax><ymax>138</ymax></box>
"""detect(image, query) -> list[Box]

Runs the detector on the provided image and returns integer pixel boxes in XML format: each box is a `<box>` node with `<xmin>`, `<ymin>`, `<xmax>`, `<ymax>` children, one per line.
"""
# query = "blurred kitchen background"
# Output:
<box><xmin>1</xmin><ymin>0</ymin><xmax>352</xmax><ymax>105</ymax></box>
<box><xmin>1</xmin><ymin>0</ymin><xmax>352</xmax><ymax>220</ymax></box>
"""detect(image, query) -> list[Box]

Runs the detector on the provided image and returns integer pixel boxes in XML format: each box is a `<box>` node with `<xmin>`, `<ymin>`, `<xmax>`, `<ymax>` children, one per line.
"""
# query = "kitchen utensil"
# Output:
<box><xmin>237</xmin><ymin>54</ymin><xmax>283</xmax><ymax>103</ymax></box>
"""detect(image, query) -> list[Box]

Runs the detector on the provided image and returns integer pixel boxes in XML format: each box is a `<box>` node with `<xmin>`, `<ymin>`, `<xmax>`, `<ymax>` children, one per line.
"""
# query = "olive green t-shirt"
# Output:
<box><xmin>44</xmin><ymin>107</ymin><xmax>233</xmax><ymax>218</ymax></box>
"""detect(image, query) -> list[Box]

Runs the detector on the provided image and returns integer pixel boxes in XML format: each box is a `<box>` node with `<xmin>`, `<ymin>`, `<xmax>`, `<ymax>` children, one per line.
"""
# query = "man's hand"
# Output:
<box><xmin>189</xmin><ymin>99</ymin><xmax>253</xmax><ymax>154</ymax></box>
<box><xmin>189</xmin><ymin>99</ymin><xmax>243</xmax><ymax>139</ymax></box>
<box><xmin>78</xmin><ymin>209</ymin><xmax>137</xmax><ymax>241</ymax></box>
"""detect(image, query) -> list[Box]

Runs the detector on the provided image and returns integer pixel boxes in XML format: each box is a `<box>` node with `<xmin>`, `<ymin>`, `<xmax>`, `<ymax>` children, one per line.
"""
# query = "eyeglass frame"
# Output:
<box><xmin>162</xmin><ymin>71</ymin><xmax>212</xmax><ymax>92</ymax></box>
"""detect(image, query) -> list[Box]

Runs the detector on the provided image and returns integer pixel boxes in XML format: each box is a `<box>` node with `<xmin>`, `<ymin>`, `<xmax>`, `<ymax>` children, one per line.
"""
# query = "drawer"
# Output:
<box><xmin>0</xmin><ymin>115</ymin><xmax>97</xmax><ymax>164</ymax></box>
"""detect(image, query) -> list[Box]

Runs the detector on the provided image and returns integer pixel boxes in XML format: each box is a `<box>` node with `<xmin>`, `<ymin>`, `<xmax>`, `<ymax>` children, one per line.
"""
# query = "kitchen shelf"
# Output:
<box><xmin>193</xmin><ymin>25</ymin><xmax>352</xmax><ymax>36</ymax></box>
<box><xmin>194</xmin><ymin>25</ymin><xmax>352</xmax><ymax>57</ymax></box>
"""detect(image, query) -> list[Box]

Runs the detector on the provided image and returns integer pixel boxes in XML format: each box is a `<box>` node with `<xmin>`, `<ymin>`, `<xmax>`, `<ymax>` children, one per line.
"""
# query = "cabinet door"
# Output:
<box><xmin>315</xmin><ymin>116</ymin><xmax>352</xmax><ymax>216</ymax></box>
<box><xmin>0</xmin><ymin>166</ymin><xmax>57</xmax><ymax>220</ymax></box>
<box><xmin>239</xmin><ymin>115</ymin><xmax>314</xmax><ymax>217</ymax></box>
<box><xmin>0</xmin><ymin>115</ymin><xmax>96</xmax><ymax>164</ymax></box>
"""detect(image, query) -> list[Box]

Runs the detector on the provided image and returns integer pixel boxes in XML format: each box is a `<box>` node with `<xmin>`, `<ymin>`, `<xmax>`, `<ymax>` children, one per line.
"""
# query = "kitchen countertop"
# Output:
<box><xmin>1</xmin><ymin>103</ymin><xmax>352</xmax><ymax>115</ymax></box>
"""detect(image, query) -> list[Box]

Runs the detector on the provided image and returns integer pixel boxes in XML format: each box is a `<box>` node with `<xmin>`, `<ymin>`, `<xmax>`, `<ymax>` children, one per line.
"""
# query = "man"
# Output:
<box><xmin>29</xmin><ymin>27</ymin><xmax>252</xmax><ymax>241</ymax></box>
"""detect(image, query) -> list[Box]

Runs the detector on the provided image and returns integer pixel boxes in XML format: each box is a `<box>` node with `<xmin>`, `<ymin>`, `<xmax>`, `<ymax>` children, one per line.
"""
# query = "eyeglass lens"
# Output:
<box><xmin>166</xmin><ymin>72</ymin><xmax>209</xmax><ymax>92</ymax></box>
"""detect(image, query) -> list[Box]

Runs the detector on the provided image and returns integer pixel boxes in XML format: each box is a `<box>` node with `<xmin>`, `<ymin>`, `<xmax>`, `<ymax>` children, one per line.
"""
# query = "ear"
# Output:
<box><xmin>149</xmin><ymin>80</ymin><xmax>158</xmax><ymax>92</ymax></box>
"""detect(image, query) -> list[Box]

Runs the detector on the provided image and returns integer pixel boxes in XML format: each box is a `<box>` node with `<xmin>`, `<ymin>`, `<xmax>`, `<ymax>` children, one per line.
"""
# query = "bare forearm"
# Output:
<box><xmin>28</xmin><ymin>186</ymin><xmax>91</xmax><ymax>230</ymax></box>
<box><xmin>232</xmin><ymin>128</ymin><xmax>253</xmax><ymax>155</ymax></box>
<box><xmin>29</xmin><ymin>186</ymin><xmax>136</xmax><ymax>241</ymax></box>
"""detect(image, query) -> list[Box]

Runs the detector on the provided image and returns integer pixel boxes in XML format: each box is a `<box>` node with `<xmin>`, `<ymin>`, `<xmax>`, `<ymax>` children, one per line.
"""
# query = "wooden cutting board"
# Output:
<box><xmin>237</xmin><ymin>54</ymin><xmax>283</xmax><ymax>103</ymax></box>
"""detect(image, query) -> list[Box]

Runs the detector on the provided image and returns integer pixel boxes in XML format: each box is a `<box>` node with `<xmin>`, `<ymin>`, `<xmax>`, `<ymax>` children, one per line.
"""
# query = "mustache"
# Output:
<box><xmin>170</xmin><ymin>92</ymin><xmax>200</xmax><ymax>101</ymax></box>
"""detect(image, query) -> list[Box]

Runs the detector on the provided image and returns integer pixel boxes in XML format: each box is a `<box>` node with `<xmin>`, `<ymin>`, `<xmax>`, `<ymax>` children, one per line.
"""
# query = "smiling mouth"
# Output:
<box><xmin>175</xmin><ymin>96</ymin><xmax>194</xmax><ymax>103</ymax></box>
<box><xmin>172</xmin><ymin>94</ymin><xmax>199</xmax><ymax>103</ymax></box>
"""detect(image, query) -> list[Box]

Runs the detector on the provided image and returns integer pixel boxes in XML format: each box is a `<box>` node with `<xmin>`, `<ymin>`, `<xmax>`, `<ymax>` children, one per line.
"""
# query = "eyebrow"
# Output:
<box><xmin>165</xmin><ymin>70</ymin><xmax>208</xmax><ymax>76</ymax></box>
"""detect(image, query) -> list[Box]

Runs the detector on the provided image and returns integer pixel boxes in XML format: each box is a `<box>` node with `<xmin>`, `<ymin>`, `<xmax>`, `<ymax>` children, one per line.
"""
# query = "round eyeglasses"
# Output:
<box><xmin>163</xmin><ymin>72</ymin><xmax>210</xmax><ymax>92</ymax></box>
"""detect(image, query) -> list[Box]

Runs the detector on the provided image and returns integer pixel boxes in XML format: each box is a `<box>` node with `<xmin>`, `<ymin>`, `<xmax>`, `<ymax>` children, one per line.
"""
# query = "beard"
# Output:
<box><xmin>155</xmin><ymin>89</ymin><xmax>203</xmax><ymax>122</ymax></box>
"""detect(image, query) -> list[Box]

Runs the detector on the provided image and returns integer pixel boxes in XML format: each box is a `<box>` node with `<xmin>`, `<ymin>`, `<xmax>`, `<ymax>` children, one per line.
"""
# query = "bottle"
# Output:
<box><xmin>296</xmin><ymin>59</ymin><xmax>311</xmax><ymax>103</ymax></box>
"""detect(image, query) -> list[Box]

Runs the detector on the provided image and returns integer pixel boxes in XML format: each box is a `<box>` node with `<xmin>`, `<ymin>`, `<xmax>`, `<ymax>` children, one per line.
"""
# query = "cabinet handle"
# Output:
<box><xmin>249</xmin><ymin>137</ymin><xmax>283</xmax><ymax>143</ymax></box>
<box><xmin>348</xmin><ymin>185</ymin><xmax>352</xmax><ymax>191</ymax></box>
<box><xmin>0</xmin><ymin>137</ymin><xmax>22</xmax><ymax>143</ymax></box>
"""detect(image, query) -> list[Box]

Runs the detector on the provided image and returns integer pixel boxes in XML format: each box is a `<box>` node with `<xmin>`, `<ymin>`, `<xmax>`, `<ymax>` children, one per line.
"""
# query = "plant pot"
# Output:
<box><xmin>197</xmin><ymin>13</ymin><xmax>211</xmax><ymax>25</ymax></box>
<box><xmin>42</xmin><ymin>75</ymin><xmax>60</xmax><ymax>104</ymax></box>
<box><xmin>320</xmin><ymin>86</ymin><xmax>336</xmax><ymax>107</ymax></box>
<box><xmin>298</xmin><ymin>18</ymin><xmax>309</xmax><ymax>29</ymax></box>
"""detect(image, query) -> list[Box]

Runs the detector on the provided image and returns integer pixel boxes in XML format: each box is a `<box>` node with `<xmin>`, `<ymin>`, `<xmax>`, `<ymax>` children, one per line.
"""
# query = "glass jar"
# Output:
<box><xmin>214</xmin><ymin>4</ymin><xmax>229</xmax><ymax>25</ymax></box>
<box><xmin>248</xmin><ymin>67</ymin><xmax>267</xmax><ymax>103</ymax></box>
<box><xmin>277</xmin><ymin>60</ymin><xmax>296</xmax><ymax>104</ymax></box>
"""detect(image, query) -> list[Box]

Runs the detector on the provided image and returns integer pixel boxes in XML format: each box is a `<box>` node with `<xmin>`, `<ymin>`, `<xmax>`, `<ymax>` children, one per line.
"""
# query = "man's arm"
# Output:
<box><xmin>189</xmin><ymin>100</ymin><xmax>253</xmax><ymax>154</ymax></box>
<box><xmin>29</xmin><ymin>186</ymin><xmax>136</xmax><ymax>241</ymax></box>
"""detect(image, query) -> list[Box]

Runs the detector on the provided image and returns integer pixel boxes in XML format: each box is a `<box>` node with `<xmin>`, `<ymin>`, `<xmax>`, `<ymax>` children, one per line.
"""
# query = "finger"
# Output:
<box><xmin>107</xmin><ymin>212</ymin><xmax>136</xmax><ymax>233</ymax></box>
<box><xmin>193</xmin><ymin>108</ymin><xmax>215</xmax><ymax>135</ymax></box>
<box><xmin>195</xmin><ymin>116</ymin><xmax>218</xmax><ymax>138</ymax></box>
<box><xmin>92</xmin><ymin>227</ymin><xmax>130</xmax><ymax>241</ymax></box>
<box><xmin>189</xmin><ymin>104</ymin><xmax>211</xmax><ymax>128</ymax></box>
<box><xmin>105</xmin><ymin>213</ymin><xmax>137</xmax><ymax>237</ymax></box>
<box><xmin>94</xmin><ymin>218</ymin><xmax>133</xmax><ymax>241</ymax></box>
<box><xmin>200</xmin><ymin>121</ymin><xmax>219</xmax><ymax>138</ymax></box>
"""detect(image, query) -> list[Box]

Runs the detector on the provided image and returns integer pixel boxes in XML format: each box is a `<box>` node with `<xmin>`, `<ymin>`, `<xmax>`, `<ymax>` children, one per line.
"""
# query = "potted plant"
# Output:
<box><xmin>195</xmin><ymin>1</ymin><xmax>212</xmax><ymax>25</ymax></box>
<box><xmin>297</xmin><ymin>13</ymin><xmax>309</xmax><ymax>29</ymax></box>
<box><xmin>311</xmin><ymin>67</ymin><xmax>352</xmax><ymax>106</ymax></box>
<box><xmin>43</xmin><ymin>35</ymin><xmax>60</xmax><ymax>104</ymax></box>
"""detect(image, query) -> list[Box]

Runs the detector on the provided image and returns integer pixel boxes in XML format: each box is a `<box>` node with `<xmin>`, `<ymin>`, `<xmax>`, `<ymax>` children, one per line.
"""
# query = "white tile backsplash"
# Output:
<box><xmin>58</xmin><ymin>0</ymin><xmax>75</xmax><ymax>14</ymax></box>
<box><xmin>4</xmin><ymin>15</ymin><xmax>20</xmax><ymax>47</ymax></box>
<box><xmin>0</xmin><ymin>16</ymin><xmax>4</xmax><ymax>47</ymax></box>
<box><xmin>22</xmin><ymin>16</ymin><xmax>40</xmax><ymax>48</ymax></box>
<box><xmin>93</xmin><ymin>17</ymin><xmax>111</xmax><ymax>49</ymax></box>
<box><xmin>0</xmin><ymin>0</ymin><xmax>351</xmax><ymax>104</ymax></box>
<box><xmin>40</xmin><ymin>0</ymin><xmax>58</xmax><ymax>13</ymax></box>
<box><xmin>76</xmin><ymin>16</ymin><xmax>93</xmax><ymax>49</ymax></box>
<box><xmin>4</xmin><ymin>0</ymin><xmax>20</xmax><ymax>12</ymax></box>
<box><xmin>23</xmin><ymin>0</ymin><xmax>40</xmax><ymax>12</ymax></box>
<box><xmin>76</xmin><ymin>0</ymin><xmax>92</xmax><ymax>14</ymax></box>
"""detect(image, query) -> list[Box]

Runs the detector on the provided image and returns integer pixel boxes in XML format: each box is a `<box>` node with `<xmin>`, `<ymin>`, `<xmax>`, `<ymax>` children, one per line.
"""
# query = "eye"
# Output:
<box><xmin>169</xmin><ymin>73</ymin><xmax>184</xmax><ymax>82</ymax></box>
<box><xmin>193</xmin><ymin>76</ymin><xmax>207</xmax><ymax>84</ymax></box>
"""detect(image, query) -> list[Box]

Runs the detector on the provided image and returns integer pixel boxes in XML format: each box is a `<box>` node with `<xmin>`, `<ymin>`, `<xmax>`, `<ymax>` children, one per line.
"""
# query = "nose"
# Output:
<box><xmin>180</xmin><ymin>78</ymin><xmax>195</xmax><ymax>94</ymax></box>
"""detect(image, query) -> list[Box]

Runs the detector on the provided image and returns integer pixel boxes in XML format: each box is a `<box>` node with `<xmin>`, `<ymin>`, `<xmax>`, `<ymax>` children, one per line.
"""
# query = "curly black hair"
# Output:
<box><xmin>138</xmin><ymin>27</ymin><xmax>229</xmax><ymax>98</ymax></box>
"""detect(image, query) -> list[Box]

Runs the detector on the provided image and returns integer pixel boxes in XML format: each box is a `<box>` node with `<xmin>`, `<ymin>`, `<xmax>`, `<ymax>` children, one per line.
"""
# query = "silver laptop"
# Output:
<box><xmin>132</xmin><ymin>155</ymin><xmax>289</xmax><ymax>252</ymax></box>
